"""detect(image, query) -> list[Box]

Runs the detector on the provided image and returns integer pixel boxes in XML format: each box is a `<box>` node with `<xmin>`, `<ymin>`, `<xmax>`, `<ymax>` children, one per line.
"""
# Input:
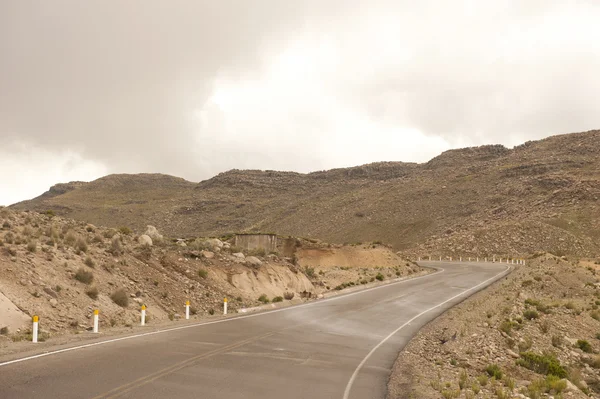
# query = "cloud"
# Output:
<box><xmin>1</xmin><ymin>0</ymin><xmax>599</xmax><ymax>204</ymax></box>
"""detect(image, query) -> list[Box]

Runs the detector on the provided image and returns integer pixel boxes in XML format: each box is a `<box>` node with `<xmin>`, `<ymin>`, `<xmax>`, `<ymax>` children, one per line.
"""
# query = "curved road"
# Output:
<box><xmin>0</xmin><ymin>262</ymin><xmax>509</xmax><ymax>399</ymax></box>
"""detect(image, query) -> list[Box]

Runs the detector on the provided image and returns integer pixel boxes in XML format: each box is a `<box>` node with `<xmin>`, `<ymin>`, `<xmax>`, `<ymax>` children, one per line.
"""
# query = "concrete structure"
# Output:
<box><xmin>234</xmin><ymin>234</ymin><xmax>277</xmax><ymax>253</ymax></box>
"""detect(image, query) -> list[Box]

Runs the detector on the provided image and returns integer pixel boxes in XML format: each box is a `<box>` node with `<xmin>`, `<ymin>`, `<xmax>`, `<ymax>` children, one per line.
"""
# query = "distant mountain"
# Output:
<box><xmin>12</xmin><ymin>130</ymin><xmax>600</xmax><ymax>257</ymax></box>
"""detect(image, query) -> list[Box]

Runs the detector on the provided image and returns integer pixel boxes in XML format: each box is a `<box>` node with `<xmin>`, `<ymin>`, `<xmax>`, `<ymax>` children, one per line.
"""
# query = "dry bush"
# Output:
<box><xmin>74</xmin><ymin>268</ymin><xmax>94</xmax><ymax>284</ymax></box>
<box><xmin>283</xmin><ymin>292</ymin><xmax>295</xmax><ymax>300</ymax></box>
<box><xmin>110</xmin><ymin>289</ymin><xmax>129</xmax><ymax>307</ymax></box>
<box><xmin>86</xmin><ymin>286</ymin><xmax>99</xmax><ymax>299</ymax></box>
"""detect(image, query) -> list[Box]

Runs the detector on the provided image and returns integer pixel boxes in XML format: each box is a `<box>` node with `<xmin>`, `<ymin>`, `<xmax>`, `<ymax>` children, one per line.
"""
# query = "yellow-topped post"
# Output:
<box><xmin>223</xmin><ymin>298</ymin><xmax>228</xmax><ymax>315</ymax></box>
<box><xmin>141</xmin><ymin>305</ymin><xmax>146</xmax><ymax>326</ymax></box>
<box><xmin>93</xmin><ymin>309</ymin><xmax>99</xmax><ymax>333</ymax></box>
<box><xmin>32</xmin><ymin>315</ymin><xmax>39</xmax><ymax>343</ymax></box>
<box><xmin>185</xmin><ymin>300</ymin><xmax>190</xmax><ymax>320</ymax></box>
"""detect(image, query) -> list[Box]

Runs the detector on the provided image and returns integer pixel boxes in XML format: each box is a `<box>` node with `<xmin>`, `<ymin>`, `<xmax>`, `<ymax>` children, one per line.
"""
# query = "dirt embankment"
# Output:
<box><xmin>388</xmin><ymin>254</ymin><xmax>600</xmax><ymax>399</ymax></box>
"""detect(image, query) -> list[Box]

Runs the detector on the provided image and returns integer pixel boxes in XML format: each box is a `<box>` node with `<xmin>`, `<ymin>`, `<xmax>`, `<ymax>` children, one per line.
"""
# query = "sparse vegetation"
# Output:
<box><xmin>576</xmin><ymin>339</ymin><xmax>593</xmax><ymax>353</ymax></box>
<box><xmin>258</xmin><ymin>294</ymin><xmax>269</xmax><ymax>303</ymax></box>
<box><xmin>485</xmin><ymin>364</ymin><xmax>503</xmax><ymax>380</ymax></box>
<box><xmin>283</xmin><ymin>292</ymin><xmax>295</xmax><ymax>300</ymax></box>
<box><xmin>84</xmin><ymin>256</ymin><xmax>95</xmax><ymax>268</ymax></box>
<box><xmin>516</xmin><ymin>352</ymin><xmax>567</xmax><ymax>378</ymax></box>
<box><xmin>74</xmin><ymin>268</ymin><xmax>94</xmax><ymax>284</ymax></box>
<box><xmin>198</xmin><ymin>269</ymin><xmax>208</xmax><ymax>279</ymax></box>
<box><xmin>86</xmin><ymin>286</ymin><xmax>99</xmax><ymax>299</ymax></box>
<box><xmin>110</xmin><ymin>289</ymin><xmax>129</xmax><ymax>307</ymax></box>
<box><xmin>272</xmin><ymin>296</ymin><xmax>283</xmax><ymax>303</ymax></box>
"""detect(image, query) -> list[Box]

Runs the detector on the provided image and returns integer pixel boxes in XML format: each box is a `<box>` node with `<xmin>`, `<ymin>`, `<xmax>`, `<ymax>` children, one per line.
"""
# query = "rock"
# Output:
<box><xmin>133</xmin><ymin>298</ymin><xmax>143</xmax><ymax>304</ymax></box>
<box><xmin>507</xmin><ymin>349</ymin><xmax>520</xmax><ymax>359</ymax></box>
<box><xmin>232</xmin><ymin>252</ymin><xmax>245</xmax><ymax>259</ymax></box>
<box><xmin>144</xmin><ymin>225</ymin><xmax>163</xmax><ymax>242</ymax></box>
<box><xmin>201</xmin><ymin>251</ymin><xmax>214</xmax><ymax>259</ymax></box>
<box><xmin>245</xmin><ymin>256</ymin><xmax>263</xmax><ymax>267</ymax></box>
<box><xmin>204</xmin><ymin>239</ymin><xmax>223</xmax><ymax>251</ymax></box>
<box><xmin>564</xmin><ymin>379</ymin><xmax>581</xmax><ymax>393</ymax></box>
<box><xmin>49</xmin><ymin>298</ymin><xmax>58</xmax><ymax>308</ymax></box>
<box><xmin>176</xmin><ymin>239</ymin><xmax>187</xmax><ymax>247</ymax></box>
<box><xmin>43</xmin><ymin>287</ymin><xmax>58</xmax><ymax>298</ymax></box>
<box><xmin>139</xmin><ymin>235</ymin><xmax>153</xmax><ymax>247</ymax></box>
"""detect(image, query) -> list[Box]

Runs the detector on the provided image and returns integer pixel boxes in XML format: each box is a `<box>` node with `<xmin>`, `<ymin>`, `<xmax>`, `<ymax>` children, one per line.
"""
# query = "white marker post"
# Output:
<box><xmin>439</xmin><ymin>256</ymin><xmax>442</xmax><ymax>261</ymax></box>
<box><xmin>223</xmin><ymin>298</ymin><xmax>228</xmax><ymax>315</ymax></box>
<box><xmin>460</xmin><ymin>257</ymin><xmax>462</xmax><ymax>262</ymax></box>
<box><xmin>93</xmin><ymin>309</ymin><xmax>99</xmax><ymax>333</ymax></box>
<box><xmin>32</xmin><ymin>315</ymin><xmax>39</xmax><ymax>343</ymax></box>
<box><xmin>185</xmin><ymin>300</ymin><xmax>190</xmax><ymax>320</ymax></box>
<box><xmin>429</xmin><ymin>256</ymin><xmax>431</xmax><ymax>261</ymax></box>
<box><xmin>141</xmin><ymin>305</ymin><xmax>146</xmax><ymax>326</ymax></box>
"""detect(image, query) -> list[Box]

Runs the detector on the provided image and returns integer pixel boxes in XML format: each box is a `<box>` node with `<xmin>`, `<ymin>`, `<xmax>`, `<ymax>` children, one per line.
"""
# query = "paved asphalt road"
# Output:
<box><xmin>0</xmin><ymin>261</ymin><xmax>509</xmax><ymax>399</ymax></box>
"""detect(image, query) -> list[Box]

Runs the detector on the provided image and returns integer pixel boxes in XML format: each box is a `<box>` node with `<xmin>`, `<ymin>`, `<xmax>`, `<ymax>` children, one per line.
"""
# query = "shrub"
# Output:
<box><xmin>564</xmin><ymin>302</ymin><xmax>576</xmax><ymax>310</ymax></box>
<box><xmin>84</xmin><ymin>256</ymin><xmax>95</xmax><ymax>268</ymax></box>
<box><xmin>198</xmin><ymin>269</ymin><xmax>208</xmax><ymax>279</ymax></box>
<box><xmin>4</xmin><ymin>232</ymin><xmax>14</xmax><ymax>244</ymax></box>
<box><xmin>118</xmin><ymin>226</ymin><xmax>132</xmax><ymax>235</ymax></box>
<box><xmin>522</xmin><ymin>280</ymin><xmax>533</xmax><ymax>287</ymax></box>
<box><xmin>518</xmin><ymin>336</ymin><xmax>533</xmax><ymax>352</ymax></box>
<box><xmin>551</xmin><ymin>335</ymin><xmax>562</xmax><ymax>347</ymax></box>
<box><xmin>458</xmin><ymin>369</ymin><xmax>468</xmax><ymax>389</ymax></box>
<box><xmin>208</xmin><ymin>308</ymin><xmax>215</xmax><ymax>315</ymax></box>
<box><xmin>516</xmin><ymin>352</ymin><xmax>567</xmax><ymax>378</ymax></box>
<box><xmin>499</xmin><ymin>320</ymin><xmax>514</xmax><ymax>335</ymax></box>
<box><xmin>76</xmin><ymin>238</ymin><xmax>88</xmax><ymax>253</ymax></box>
<box><xmin>523</xmin><ymin>310</ymin><xmax>539</xmax><ymax>320</ymax></box>
<box><xmin>591</xmin><ymin>310</ymin><xmax>600</xmax><ymax>321</ymax></box>
<box><xmin>283</xmin><ymin>292</ymin><xmax>295</xmax><ymax>300</ymax></box>
<box><xmin>272</xmin><ymin>296</ymin><xmax>283</xmax><ymax>303</ymax></box>
<box><xmin>477</xmin><ymin>375</ymin><xmax>488</xmax><ymax>386</ymax></box>
<box><xmin>0</xmin><ymin>326</ymin><xmax>8</xmax><ymax>335</ymax></box>
<box><xmin>110</xmin><ymin>289</ymin><xmax>129</xmax><ymax>307</ymax></box>
<box><xmin>486</xmin><ymin>364</ymin><xmax>503</xmax><ymax>379</ymax></box>
<box><xmin>104</xmin><ymin>228</ymin><xmax>117</xmax><ymax>239</ymax></box>
<box><xmin>105</xmin><ymin>237</ymin><xmax>122</xmax><ymax>256</ymax></box>
<box><xmin>304</xmin><ymin>267</ymin><xmax>316</xmax><ymax>278</ymax></box>
<box><xmin>576</xmin><ymin>339</ymin><xmax>593</xmax><ymax>353</ymax></box>
<box><xmin>258</xmin><ymin>294</ymin><xmax>269</xmax><ymax>303</ymax></box>
<box><xmin>375</xmin><ymin>273</ymin><xmax>384</xmax><ymax>281</ymax></box>
<box><xmin>26</xmin><ymin>240</ymin><xmax>37</xmax><ymax>253</ymax></box>
<box><xmin>86</xmin><ymin>286</ymin><xmax>99</xmax><ymax>299</ymax></box>
<box><xmin>74</xmin><ymin>268</ymin><xmax>94</xmax><ymax>284</ymax></box>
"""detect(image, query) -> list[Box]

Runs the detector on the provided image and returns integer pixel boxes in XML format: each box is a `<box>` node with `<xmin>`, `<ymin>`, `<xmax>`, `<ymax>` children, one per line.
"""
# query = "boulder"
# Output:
<box><xmin>49</xmin><ymin>298</ymin><xmax>58</xmax><ymax>308</ymax></box>
<box><xmin>139</xmin><ymin>235</ymin><xmax>153</xmax><ymax>247</ymax></box>
<box><xmin>144</xmin><ymin>225</ymin><xmax>163</xmax><ymax>242</ymax></box>
<box><xmin>201</xmin><ymin>250</ymin><xmax>215</xmax><ymax>259</ymax></box>
<box><xmin>204</xmin><ymin>239</ymin><xmax>224</xmax><ymax>251</ymax></box>
<box><xmin>176</xmin><ymin>239</ymin><xmax>187</xmax><ymax>247</ymax></box>
<box><xmin>246</xmin><ymin>256</ymin><xmax>263</xmax><ymax>267</ymax></box>
<box><xmin>232</xmin><ymin>252</ymin><xmax>245</xmax><ymax>259</ymax></box>
<box><xmin>43</xmin><ymin>286</ymin><xmax>58</xmax><ymax>298</ymax></box>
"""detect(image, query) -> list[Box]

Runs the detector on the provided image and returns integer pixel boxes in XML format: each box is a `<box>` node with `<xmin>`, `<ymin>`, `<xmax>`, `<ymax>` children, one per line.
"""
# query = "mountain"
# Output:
<box><xmin>11</xmin><ymin>129</ymin><xmax>600</xmax><ymax>257</ymax></box>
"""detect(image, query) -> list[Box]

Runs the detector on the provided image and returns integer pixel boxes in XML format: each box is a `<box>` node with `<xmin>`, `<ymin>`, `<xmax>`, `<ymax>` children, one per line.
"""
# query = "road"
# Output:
<box><xmin>0</xmin><ymin>261</ymin><xmax>509</xmax><ymax>399</ymax></box>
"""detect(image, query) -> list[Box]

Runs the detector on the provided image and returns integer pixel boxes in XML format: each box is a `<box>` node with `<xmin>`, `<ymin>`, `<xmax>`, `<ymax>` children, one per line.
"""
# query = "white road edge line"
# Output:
<box><xmin>342</xmin><ymin>265</ymin><xmax>511</xmax><ymax>399</ymax></box>
<box><xmin>0</xmin><ymin>266</ymin><xmax>446</xmax><ymax>368</ymax></box>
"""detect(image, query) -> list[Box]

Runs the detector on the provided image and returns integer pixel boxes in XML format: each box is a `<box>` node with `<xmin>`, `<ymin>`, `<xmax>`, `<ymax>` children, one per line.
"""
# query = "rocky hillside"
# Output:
<box><xmin>389</xmin><ymin>254</ymin><xmax>600</xmax><ymax>398</ymax></box>
<box><xmin>0</xmin><ymin>208</ymin><xmax>418</xmax><ymax>350</ymax></box>
<box><xmin>11</xmin><ymin>129</ymin><xmax>600</xmax><ymax>258</ymax></box>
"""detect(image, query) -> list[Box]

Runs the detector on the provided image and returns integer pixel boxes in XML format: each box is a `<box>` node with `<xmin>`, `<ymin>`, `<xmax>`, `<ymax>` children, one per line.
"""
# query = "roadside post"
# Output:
<box><xmin>141</xmin><ymin>305</ymin><xmax>146</xmax><ymax>326</ymax></box>
<box><xmin>32</xmin><ymin>315</ymin><xmax>39</xmax><ymax>343</ymax></box>
<box><xmin>223</xmin><ymin>298</ymin><xmax>228</xmax><ymax>315</ymax></box>
<box><xmin>93</xmin><ymin>309</ymin><xmax>99</xmax><ymax>333</ymax></box>
<box><xmin>185</xmin><ymin>300</ymin><xmax>190</xmax><ymax>320</ymax></box>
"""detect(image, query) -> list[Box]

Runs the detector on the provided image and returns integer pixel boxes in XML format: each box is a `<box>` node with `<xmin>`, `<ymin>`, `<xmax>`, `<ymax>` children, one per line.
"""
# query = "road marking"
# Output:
<box><xmin>342</xmin><ymin>265</ymin><xmax>511</xmax><ymax>399</ymax></box>
<box><xmin>0</xmin><ymin>268</ymin><xmax>444</xmax><ymax>368</ymax></box>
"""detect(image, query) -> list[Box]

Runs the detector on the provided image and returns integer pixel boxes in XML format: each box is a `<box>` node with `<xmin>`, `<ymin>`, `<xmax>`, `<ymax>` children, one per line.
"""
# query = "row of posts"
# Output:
<box><xmin>30</xmin><ymin>297</ymin><xmax>229</xmax><ymax>343</ymax></box>
<box><xmin>416</xmin><ymin>256</ymin><xmax>526</xmax><ymax>265</ymax></box>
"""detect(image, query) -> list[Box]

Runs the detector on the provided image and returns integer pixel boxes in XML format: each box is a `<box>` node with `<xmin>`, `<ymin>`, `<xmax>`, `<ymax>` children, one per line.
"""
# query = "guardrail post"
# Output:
<box><xmin>185</xmin><ymin>300</ymin><xmax>190</xmax><ymax>320</ymax></box>
<box><xmin>93</xmin><ymin>309</ymin><xmax>99</xmax><ymax>333</ymax></box>
<box><xmin>32</xmin><ymin>315</ymin><xmax>39</xmax><ymax>343</ymax></box>
<box><xmin>223</xmin><ymin>298</ymin><xmax>228</xmax><ymax>315</ymax></box>
<box><xmin>141</xmin><ymin>305</ymin><xmax>146</xmax><ymax>326</ymax></box>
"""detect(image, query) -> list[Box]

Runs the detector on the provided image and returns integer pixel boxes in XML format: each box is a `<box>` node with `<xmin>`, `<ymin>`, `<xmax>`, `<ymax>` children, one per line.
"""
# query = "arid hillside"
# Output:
<box><xmin>12</xmin><ymin>129</ymin><xmax>600</xmax><ymax>258</ymax></box>
<box><xmin>0</xmin><ymin>208</ymin><xmax>419</xmax><ymax>349</ymax></box>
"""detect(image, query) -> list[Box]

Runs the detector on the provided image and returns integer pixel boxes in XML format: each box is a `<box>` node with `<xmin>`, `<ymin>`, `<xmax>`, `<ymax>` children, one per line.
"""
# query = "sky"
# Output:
<box><xmin>1</xmin><ymin>1</ymin><xmax>599</xmax><ymax>206</ymax></box>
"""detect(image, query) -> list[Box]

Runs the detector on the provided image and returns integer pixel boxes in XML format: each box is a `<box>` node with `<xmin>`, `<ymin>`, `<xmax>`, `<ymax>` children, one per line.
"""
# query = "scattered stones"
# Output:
<box><xmin>138</xmin><ymin>235</ymin><xmax>153</xmax><ymax>247</ymax></box>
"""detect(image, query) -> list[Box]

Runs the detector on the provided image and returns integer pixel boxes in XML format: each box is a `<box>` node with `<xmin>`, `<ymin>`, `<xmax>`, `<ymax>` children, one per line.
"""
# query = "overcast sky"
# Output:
<box><xmin>1</xmin><ymin>1</ymin><xmax>599</xmax><ymax>205</ymax></box>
